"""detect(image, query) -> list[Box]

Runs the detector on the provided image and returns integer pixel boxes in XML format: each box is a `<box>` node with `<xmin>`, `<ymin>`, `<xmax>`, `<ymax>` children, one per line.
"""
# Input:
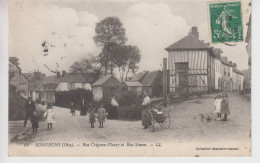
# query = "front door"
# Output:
<box><xmin>179</xmin><ymin>72</ymin><xmax>189</xmax><ymax>97</ymax></box>
<box><xmin>175</xmin><ymin>62</ymin><xmax>189</xmax><ymax>97</ymax></box>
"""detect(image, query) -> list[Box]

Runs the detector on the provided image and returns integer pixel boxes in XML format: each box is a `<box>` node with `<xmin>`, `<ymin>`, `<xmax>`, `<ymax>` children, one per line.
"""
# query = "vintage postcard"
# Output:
<box><xmin>8</xmin><ymin>0</ymin><xmax>251</xmax><ymax>156</ymax></box>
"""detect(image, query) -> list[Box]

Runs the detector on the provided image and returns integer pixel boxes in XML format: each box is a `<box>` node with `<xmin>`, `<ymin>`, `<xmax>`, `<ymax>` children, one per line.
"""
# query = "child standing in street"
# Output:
<box><xmin>221</xmin><ymin>93</ymin><xmax>230</xmax><ymax>122</ymax></box>
<box><xmin>44</xmin><ymin>104</ymin><xmax>55</xmax><ymax>131</ymax></box>
<box><xmin>70</xmin><ymin>102</ymin><xmax>76</xmax><ymax>116</ymax></box>
<box><xmin>31</xmin><ymin>111</ymin><xmax>39</xmax><ymax>133</ymax></box>
<box><xmin>214</xmin><ymin>94</ymin><xmax>222</xmax><ymax>120</ymax></box>
<box><xmin>97</xmin><ymin>105</ymin><xmax>106</xmax><ymax>128</ymax></box>
<box><xmin>89</xmin><ymin>104</ymin><xmax>96</xmax><ymax>128</ymax></box>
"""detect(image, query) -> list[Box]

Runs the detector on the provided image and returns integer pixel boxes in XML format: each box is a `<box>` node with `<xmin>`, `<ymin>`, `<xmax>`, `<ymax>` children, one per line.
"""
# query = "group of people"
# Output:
<box><xmin>88</xmin><ymin>96</ymin><xmax>119</xmax><ymax>128</ymax></box>
<box><xmin>24</xmin><ymin>91</ymin><xmax>231</xmax><ymax>134</ymax></box>
<box><xmin>24</xmin><ymin>97</ymin><xmax>55</xmax><ymax>133</ymax></box>
<box><xmin>76</xmin><ymin>103</ymin><xmax>107</xmax><ymax>129</ymax></box>
<box><xmin>140</xmin><ymin>91</ymin><xmax>232</xmax><ymax>130</ymax></box>
<box><xmin>70</xmin><ymin>99</ymin><xmax>89</xmax><ymax>116</ymax></box>
<box><xmin>69</xmin><ymin>97</ymin><xmax>119</xmax><ymax>128</ymax></box>
<box><xmin>214</xmin><ymin>93</ymin><xmax>230</xmax><ymax>121</ymax></box>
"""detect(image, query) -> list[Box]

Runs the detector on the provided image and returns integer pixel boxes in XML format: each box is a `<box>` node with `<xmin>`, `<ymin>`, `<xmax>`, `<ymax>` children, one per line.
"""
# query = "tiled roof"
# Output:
<box><xmin>92</xmin><ymin>75</ymin><xmax>113</xmax><ymax>86</ymax></box>
<box><xmin>212</xmin><ymin>48</ymin><xmax>222</xmax><ymax>58</ymax></box>
<box><xmin>42</xmin><ymin>83</ymin><xmax>58</xmax><ymax>91</ymax></box>
<box><xmin>92</xmin><ymin>75</ymin><xmax>121</xmax><ymax>86</ymax></box>
<box><xmin>165</xmin><ymin>34</ymin><xmax>210</xmax><ymax>51</ymax></box>
<box><xmin>220</xmin><ymin>57</ymin><xmax>232</xmax><ymax>66</ymax></box>
<box><xmin>141</xmin><ymin>71</ymin><xmax>161</xmax><ymax>87</ymax></box>
<box><xmin>28</xmin><ymin>73</ymin><xmax>46</xmax><ymax>82</ymax></box>
<box><xmin>130</xmin><ymin>71</ymin><xmax>148</xmax><ymax>82</ymax></box>
<box><xmin>33</xmin><ymin>81</ymin><xmax>43</xmax><ymax>91</ymax></box>
<box><xmin>43</xmin><ymin>73</ymin><xmax>92</xmax><ymax>84</ymax></box>
<box><xmin>124</xmin><ymin>81</ymin><xmax>142</xmax><ymax>87</ymax></box>
<box><xmin>233</xmin><ymin>68</ymin><xmax>244</xmax><ymax>75</ymax></box>
<box><xmin>59</xmin><ymin>73</ymin><xmax>89</xmax><ymax>83</ymax></box>
<box><xmin>9</xmin><ymin>62</ymin><xmax>18</xmax><ymax>72</ymax></box>
<box><xmin>23</xmin><ymin>73</ymin><xmax>33</xmax><ymax>79</ymax></box>
<box><xmin>43</xmin><ymin>75</ymin><xmax>59</xmax><ymax>83</ymax></box>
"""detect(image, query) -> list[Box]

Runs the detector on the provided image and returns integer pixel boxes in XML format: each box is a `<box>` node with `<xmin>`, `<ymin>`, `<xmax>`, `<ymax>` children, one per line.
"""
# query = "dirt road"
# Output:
<box><xmin>9</xmin><ymin>93</ymin><xmax>250</xmax><ymax>144</ymax></box>
<box><xmin>8</xmin><ymin>93</ymin><xmax>251</xmax><ymax>156</ymax></box>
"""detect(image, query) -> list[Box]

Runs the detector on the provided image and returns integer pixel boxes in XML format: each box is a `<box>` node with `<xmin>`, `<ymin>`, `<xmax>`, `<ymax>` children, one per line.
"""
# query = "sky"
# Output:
<box><xmin>9</xmin><ymin>0</ymin><xmax>251</xmax><ymax>76</ymax></box>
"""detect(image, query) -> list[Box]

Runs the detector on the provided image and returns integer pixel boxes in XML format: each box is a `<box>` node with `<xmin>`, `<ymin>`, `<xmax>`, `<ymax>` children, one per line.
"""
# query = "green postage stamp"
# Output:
<box><xmin>209</xmin><ymin>1</ymin><xmax>243</xmax><ymax>43</ymax></box>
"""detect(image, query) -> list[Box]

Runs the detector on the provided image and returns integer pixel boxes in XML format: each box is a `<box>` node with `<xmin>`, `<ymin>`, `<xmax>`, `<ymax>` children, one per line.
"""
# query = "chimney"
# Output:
<box><xmin>34</xmin><ymin>71</ymin><xmax>41</xmax><ymax>80</ymax></box>
<box><xmin>233</xmin><ymin>63</ymin><xmax>237</xmax><ymax>68</ymax></box>
<box><xmin>189</xmin><ymin>26</ymin><xmax>199</xmax><ymax>38</ymax></box>
<box><xmin>229</xmin><ymin>61</ymin><xmax>232</xmax><ymax>65</ymax></box>
<box><xmin>57</xmin><ymin>71</ymin><xmax>60</xmax><ymax>78</ymax></box>
<box><xmin>62</xmin><ymin>70</ymin><xmax>66</xmax><ymax>77</ymax></box>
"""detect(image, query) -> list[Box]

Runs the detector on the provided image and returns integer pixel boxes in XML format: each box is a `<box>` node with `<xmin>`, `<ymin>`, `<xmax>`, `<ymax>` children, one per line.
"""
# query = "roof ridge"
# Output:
<box><xmin>141</xmin><ymin>70</ymin><xmax>161</xmax><ymax>86</ymax></box>
<box><xmin>92</xmin><ymin>75</ymin><xmax>115</xmax><ymax>86</ymax></box>
<box><xmin>165</xmin><ymin>34</ymin><xmax>210</xmax><ymax>51</ymax></box>
<box><xmin>165</xmin><ymin>35</ymin><xmax>188</xmax><ymax>50</ymax></box>
<box><xmin>189</xmin><ymin>34</ymin><xmax>210</xmax><ymax>48</ymax></box>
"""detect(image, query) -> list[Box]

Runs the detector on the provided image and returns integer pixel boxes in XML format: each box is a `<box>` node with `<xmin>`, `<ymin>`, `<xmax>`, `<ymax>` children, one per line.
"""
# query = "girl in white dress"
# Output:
<box><xmin>44</xmin><ymin>105</ymin><xmax>55</xmax><ymax>131</ymax></box>
<box><xmin>214</xmin><ymin>95</ymin><xmax>222</xmax><ymax>120</ymax></box>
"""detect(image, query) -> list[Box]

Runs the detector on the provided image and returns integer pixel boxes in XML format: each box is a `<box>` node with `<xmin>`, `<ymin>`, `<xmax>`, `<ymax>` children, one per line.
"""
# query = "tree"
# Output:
<box><xmin>113</xmin><ymin>45</ymin><xmax>141</xmax><ymax>83</ymax></box>
<box><xmin>69</xmin><ymin>55</ymin><xmax>104</xmax><ymax>82</ymax></box>
<box><xmin>9</xmin><ymin>57</ymin><xmax>21</xmax><ymax>83</ymax></box>
<box><xmin>93</xmin><ymin>17</ymin><xmax>127</xmax><ymax>75</ymax></box>
<box><xmin>9</xmin><ymin>57</ymin><xmax>20</xmax><ymax>68</ymax></box>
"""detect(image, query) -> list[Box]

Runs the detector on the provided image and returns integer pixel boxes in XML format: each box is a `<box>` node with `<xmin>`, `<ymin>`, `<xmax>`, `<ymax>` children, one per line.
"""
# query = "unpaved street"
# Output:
<box><xmin>9</xmin><ymin>93</ymin><xmax>250</xmax><ymax>145</ymax></box>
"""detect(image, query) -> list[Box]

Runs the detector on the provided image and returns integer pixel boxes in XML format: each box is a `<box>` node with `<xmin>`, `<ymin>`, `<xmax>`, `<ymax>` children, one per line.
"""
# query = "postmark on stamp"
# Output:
<box><xmin>209</xmin><ymin>1</ymin><xmax>243</xmax><ymax>43</ymax></box>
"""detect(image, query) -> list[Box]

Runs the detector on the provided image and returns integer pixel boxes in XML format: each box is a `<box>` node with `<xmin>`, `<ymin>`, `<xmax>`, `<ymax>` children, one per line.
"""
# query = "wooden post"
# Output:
<box><xmin>163</xmin><ymin>58</ymin><xmax>167</xmax><ymax>107</ymax></box>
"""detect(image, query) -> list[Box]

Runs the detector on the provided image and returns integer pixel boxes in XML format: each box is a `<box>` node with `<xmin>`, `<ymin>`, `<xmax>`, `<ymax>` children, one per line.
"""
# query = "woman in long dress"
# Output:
<box><xmin>80</xmin><ymin>99</ymin><xmax>87</xmax><ymax>116</ymax></box>
<box><xmin>141</xmin><ymin>91</ymin><xmax>151</xmax><ymax>129</ymax></box>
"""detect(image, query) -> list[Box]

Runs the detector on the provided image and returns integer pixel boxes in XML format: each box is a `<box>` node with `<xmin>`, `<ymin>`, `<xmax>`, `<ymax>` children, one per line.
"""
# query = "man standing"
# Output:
<box><xmin>141</xmin><ymin>91</ymin><xmax>151</xmax><ymax>129</ymax></box>
<box><xmin>24</xmin><ymin>97</ymin><xmax>36</xmax><ymax>127</ymax></box>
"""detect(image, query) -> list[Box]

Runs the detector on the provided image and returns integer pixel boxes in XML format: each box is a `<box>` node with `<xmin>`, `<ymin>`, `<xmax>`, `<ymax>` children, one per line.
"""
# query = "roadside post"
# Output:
<box><xmin>163</xmin><ymin>58</ymin><xmax>167</xmax><ymax>107</ymax></box>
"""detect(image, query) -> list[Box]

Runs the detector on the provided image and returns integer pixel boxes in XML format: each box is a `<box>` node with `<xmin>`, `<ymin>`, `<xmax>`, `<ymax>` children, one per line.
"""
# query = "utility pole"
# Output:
<box><xmin>163</xmin><ymin>58</ymin><xmax>167</xmax><ymax>107</ymax></box>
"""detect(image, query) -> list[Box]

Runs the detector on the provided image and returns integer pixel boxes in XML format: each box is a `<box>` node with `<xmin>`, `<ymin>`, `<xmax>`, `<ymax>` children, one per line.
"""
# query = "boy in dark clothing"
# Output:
<box><xmin>24</xmin><ymin>97</ymin><xmax>36</xmax><ymax>127</ymax></box>
<box><xmin>89</xmin><ymin>105</ymin><xmax>96</xmax><ymax>128</ymax></box>
<box><xmin>70</xmin><ymin>102</ymin><xmax>76</xmax><ymax>116</ymax></box>
<box><xmin>31</xmin><ymin>111</ymin><xmax>39</xmax><ymax>133</ymax></box>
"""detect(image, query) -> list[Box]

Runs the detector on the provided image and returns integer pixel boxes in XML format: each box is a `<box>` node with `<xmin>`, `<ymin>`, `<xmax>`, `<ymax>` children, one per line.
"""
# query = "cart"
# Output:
<box><xmin>147</xmin><ymin>106</ymin><xmax>171</xmax><ymax>132</ymax></box>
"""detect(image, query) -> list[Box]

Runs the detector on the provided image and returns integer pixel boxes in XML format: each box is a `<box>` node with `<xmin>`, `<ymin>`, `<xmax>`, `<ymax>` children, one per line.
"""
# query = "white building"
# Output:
<box><xmin>232</xmin><ymin>64</ymin><xmax>244</xmax><ymax>91</ymax></box>
<box><xmin>32</xmin><ymin>71</ymin><xmax>92</xmax><ymax>104</ymax></box>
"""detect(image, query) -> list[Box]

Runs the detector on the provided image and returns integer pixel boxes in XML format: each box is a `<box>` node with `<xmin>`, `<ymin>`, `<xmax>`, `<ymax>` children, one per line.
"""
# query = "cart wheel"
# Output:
<box><xmin>148</xmin><ymin>122</ymin><xmax>155</xmax><ymax>132</ymax></box>
<box><xmin>148</xmin><ymin>110</ymin><xmax>155</xmax><ymax>132</ymax></box>
<box><xmin>161</xmin><ymin>112</ymin><xmax>171</xmax><ymax>129</ymax></box>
